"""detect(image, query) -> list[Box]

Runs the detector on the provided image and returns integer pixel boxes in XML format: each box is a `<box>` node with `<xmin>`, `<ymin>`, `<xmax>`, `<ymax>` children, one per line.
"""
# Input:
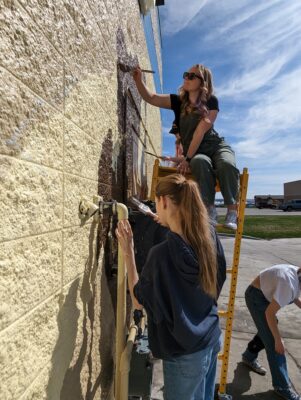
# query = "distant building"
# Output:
<box><xmin>254</xmin><ymin>195</ymin><xmax>284</xmax><ymax>209</ymax></box>
<box><xmin>284</xmin><ymin>180</ymin><xmax>301</xmax><ymax>201</ymax></box>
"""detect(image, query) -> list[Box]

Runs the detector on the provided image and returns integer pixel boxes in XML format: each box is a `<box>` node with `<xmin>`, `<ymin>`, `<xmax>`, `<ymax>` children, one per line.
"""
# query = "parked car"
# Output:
<box><xmin>280</xmin><ymin>199</ymin><xmax>301</xmax><ymax>211</ymax></box>
<box><xmin>256</xmin><ymin>201</ymin><xmax>277</xmax><ymax>209</ymax></box>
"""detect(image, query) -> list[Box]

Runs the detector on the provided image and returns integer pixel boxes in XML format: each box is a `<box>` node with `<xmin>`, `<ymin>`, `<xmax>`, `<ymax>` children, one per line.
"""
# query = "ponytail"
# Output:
<box><xmin>156</xmin><ymin>175</ymin><xmax>217</xmax><ymax>298</ymax></box>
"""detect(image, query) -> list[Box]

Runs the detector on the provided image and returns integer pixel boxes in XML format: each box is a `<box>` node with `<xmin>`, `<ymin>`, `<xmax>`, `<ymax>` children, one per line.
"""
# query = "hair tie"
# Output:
<box><xmin>179</xmin><ymin>180</ymin><xmax>188</xmax><ymax>190</ymax></box>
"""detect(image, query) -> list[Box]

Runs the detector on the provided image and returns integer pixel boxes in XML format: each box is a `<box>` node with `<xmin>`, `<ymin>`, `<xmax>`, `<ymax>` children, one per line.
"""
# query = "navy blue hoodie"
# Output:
<box><xmin>134</xmin><ymin>231</ymin><xmax>225</xmax><ymax>359</ymax></box>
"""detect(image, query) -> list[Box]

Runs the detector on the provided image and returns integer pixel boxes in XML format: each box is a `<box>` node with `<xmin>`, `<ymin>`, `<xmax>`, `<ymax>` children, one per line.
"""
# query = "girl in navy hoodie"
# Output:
<box><xmin>116</xmin><ymin>174</ymin><xmax>226</xmax><ymax>400</ymax></box>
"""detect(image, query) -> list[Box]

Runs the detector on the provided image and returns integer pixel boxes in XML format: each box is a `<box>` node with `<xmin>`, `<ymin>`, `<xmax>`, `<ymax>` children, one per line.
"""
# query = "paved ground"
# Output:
<box><xmin>150</xmin><ymin>237</ymin><xmax>301</xmax><ymax>400</ymax></box>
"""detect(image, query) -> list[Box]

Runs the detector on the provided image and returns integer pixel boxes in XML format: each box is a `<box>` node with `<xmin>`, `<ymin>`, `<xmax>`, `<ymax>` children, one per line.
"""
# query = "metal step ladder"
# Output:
<box><xmin>149</xmin><ymin>158</ymin><xmax>249</xmax><ymax>399</ymax></box>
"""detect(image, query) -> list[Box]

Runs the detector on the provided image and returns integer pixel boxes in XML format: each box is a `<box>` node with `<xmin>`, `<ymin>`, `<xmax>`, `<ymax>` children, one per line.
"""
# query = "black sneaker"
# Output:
<box><xmin>274</xmin><ymin>387</ymin><xmax>301</xmax><ymax>400</ymax></box>
<box><xmin>242</xmin><ymin>356</ymin><xmax>267</xmax><ymax>375</ymax></box>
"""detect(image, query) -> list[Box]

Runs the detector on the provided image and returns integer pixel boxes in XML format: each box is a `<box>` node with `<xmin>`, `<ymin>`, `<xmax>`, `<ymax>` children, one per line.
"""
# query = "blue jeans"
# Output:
<box><xmin>163</xmin><ymin>338</ymin><xmax>220</xmax><ymax>400</ymax></box>
<box><xmin>242</xmin><ymin>285</ymin><xmax>291</xmax><ymax>390</ymax></box>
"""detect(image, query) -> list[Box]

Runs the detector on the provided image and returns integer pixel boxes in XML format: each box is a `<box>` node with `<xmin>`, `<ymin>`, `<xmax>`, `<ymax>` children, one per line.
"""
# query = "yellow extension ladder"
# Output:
<box><xmin>150</xmin><ymin>158</ymin><xmax>249</xmax><ymax>399</ymax></box>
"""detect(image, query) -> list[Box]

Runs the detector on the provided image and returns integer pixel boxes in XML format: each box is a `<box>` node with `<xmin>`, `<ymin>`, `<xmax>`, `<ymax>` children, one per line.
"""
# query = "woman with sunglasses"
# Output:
<box><xmin>116</xmin><ymin>174</ymin><xmax>226</xmax><ymax>400</ymax></box>
<box><xmin>133</xmin><ymin>64</ymin><xmax>239</xmax><ymax>229</ymax></box>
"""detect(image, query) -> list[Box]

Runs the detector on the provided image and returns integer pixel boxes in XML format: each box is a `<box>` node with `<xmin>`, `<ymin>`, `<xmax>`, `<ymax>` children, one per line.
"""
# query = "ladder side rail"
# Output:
<box><xmin>218</xmin><ymin>168</ymin><xmax>249</xmax><ymax>396</ymax></box>
<box><xmin>149</xmin><ymin>161</ymin><xmax>250</xmax><ymax>398</ymax></box>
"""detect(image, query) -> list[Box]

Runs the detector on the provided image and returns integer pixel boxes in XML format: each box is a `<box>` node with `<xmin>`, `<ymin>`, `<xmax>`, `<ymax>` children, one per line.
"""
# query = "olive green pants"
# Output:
<box><xmin>190</xmin><ymin>144</ymin><xmax>239</xmax><ymax>206</ymax></box>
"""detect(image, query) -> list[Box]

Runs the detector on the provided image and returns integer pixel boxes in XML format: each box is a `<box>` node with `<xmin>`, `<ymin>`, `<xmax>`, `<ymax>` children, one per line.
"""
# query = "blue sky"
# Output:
<box><xmin>159</xmin><ymin>0</ymin><xmax>301</xmax><ymax>199</ymax></box>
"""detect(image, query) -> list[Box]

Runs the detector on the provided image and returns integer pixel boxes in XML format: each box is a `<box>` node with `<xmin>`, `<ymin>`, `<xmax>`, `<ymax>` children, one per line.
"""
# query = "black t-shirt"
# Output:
<box><xmin>169</xmin><ymin>94</ymin><xmax>223</xmax><ymax>156</ymax></box>
<box><xmin>170</xmin><ymin>94</ymin><xmax>219</xmax><ymax>132</ymax></box>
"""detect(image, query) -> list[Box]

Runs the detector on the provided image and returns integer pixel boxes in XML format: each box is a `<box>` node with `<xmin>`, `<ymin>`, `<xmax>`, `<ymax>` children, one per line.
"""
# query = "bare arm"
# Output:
<box><xmin>186</xmin><ymin>110</ymin><xmax>218</xmax><ymax>158</ymax></box>
<box><xmin>123</xmin><ymin>250</ymin><xmax>143</xmax><ymax>310</ymax></box>
<box><xmin>133</xmin><ymin>67</ymin><xmax>171</xmax><ymax>109</ymax></box>
<box><xmin>177</xmin><ymin>110</ymin><xmax>218</xmax><ymax>174</ymax></box>
<box><xmin>115</xmin><ymin>220</ymin><xmax>143</xmax><ymax>310</ymax></box>
<box><xmin>265</xmin><ymin>299</ymin><xmax>284</xmax><ymax>354</ymax></box>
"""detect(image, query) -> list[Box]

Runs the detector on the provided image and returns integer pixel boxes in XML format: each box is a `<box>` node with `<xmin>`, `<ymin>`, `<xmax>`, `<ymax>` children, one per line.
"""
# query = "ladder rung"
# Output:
<box><xmin>218</xmin><ymin>352</ymin><xmax>224</xmax><ymax>360</ymax></box>
<box><xmin>215</xmin><ymin>225</ymin><xmax>236</xmax><ymax>232</ymax></box>
<box><xmin>218</xmin><ymin>310</ymin><xmax>229</xmax><ymax>317</ymax></box>
<box><xmin>226</xmin><ymin>268</ymin><xmax>233</xmax><ymax>273</ymax></box>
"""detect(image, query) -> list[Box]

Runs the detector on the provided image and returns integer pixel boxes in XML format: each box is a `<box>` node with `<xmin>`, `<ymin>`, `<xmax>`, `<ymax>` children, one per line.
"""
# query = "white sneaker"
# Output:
<box><xmin>208</xmin><ymin>206</ymin><xmax>218</xmax><ymax>226</ymax></box>
<box><xmin>224</xmin><ymin>211</ymin><xmax>237</xmax><ymax>230</ymax></box>
<box><xmin>242</xmin><ymin>356</ymin><xmax>267</xmax><ymax>375</ymax></box>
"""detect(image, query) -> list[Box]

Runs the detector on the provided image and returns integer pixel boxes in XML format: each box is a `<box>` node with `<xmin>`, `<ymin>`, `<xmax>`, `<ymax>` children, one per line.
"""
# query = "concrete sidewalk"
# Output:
<box><xmin>151</xmin><ymin>237</ymin><xmax>301</xmax><ymax>399</ymax></box>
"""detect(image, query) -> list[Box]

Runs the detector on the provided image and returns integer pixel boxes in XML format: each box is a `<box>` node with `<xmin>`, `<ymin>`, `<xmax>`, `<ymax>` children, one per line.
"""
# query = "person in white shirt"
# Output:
<box><xmin>242</xmin><ymin>264</ymin><xmax>301</xmax><ymax>400</ymax></box>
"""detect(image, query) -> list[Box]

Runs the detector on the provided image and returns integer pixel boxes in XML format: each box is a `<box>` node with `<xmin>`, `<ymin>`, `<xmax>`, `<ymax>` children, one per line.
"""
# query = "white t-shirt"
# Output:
<box><xmin>260</xmin><ymin>264</ymin><xmax>300</xmax><ymax>308</ymax></box>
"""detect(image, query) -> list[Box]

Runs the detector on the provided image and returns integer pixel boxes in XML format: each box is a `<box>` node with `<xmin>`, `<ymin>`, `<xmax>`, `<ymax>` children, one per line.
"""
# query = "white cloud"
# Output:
<box><xmin>203</xmin><ymin>1</ymin><xmax>301</xmax><ymax>51</ymax></box>
<box><xmin>213</xmin><ymin>1</ymin><xmax>282</xmax><ymax>36</ymax></box>
<box><xmin>220</xmin><ymin>2</ymin><xmax>301</xmax><ymax>51</ymax></box>
<box><xmin>235</xmin><ymin>138</ymin><xmax>301</xmax><ymax>164</ymax></box>
<box><xmin>161</xmin><ymin>0</ymin><xmax>301</xmax><ymax>196</ymax></box>
<box><xmin>213</xmin><ymin>2</ymin><xmax>301</xmax><ymax>97</ymax></box>
<box><xmin>221</xmin><ymin>66</ymin><xmax>301</xmax><ymax>169</ymax></box>
<box><xmin>160</xmin><ymin>0</ymin><xmax>208</xmax><ymax>36</ymax></box>
<box><xmin>217</xmin><ymin>54</ymin><xmax>289</xmax><ymax>97</ymax></box>
<box><xmin>214</xmin><ymin>2</ymin><xmax>301</xmax><ymax>168</ymax></box>
<box><xmin>231</xmin><ymin>66</ymin><xmax>301</xmax><ymax>153</ymax></box>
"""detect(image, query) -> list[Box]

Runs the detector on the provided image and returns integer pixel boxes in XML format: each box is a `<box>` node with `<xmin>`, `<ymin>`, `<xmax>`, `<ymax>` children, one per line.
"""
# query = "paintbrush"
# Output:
<box><xmin>144</xmin><ymin>150</ymin><xmax>165</xmax><ymax>159</ymax></box>
<box><xmin>128</xmin><ymin>196</ymin><xmax>156</xmax><ymax>216</ymax></box>
<box><xmin>118</xmin><ymin>63</ymin><xmax>155</xmax><ymax>74</ymax></box>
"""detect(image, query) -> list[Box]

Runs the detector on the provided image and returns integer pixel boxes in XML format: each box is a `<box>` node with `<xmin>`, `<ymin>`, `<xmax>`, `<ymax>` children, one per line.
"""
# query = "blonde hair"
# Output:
<box><xmin>179</xmin><ymin>64</ymin><xmax>214</xmax><ymax>119</ymax></box>
<box><xmin>155</xmin><ymin>174</ymin><xmax>218</xmax><ymax>298</ymax></box>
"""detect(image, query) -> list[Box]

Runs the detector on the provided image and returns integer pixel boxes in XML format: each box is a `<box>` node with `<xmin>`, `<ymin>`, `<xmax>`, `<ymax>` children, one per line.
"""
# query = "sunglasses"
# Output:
<box><xmin>183</xmin><ymin>72</ymin><xmax>203</xmax><ymax>81</ymax></box>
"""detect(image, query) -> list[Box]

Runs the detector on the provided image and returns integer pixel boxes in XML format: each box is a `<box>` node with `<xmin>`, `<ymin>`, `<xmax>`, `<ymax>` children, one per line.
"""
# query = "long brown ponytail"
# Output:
<box><xmin>155</xmin><ymin>174</ymin><xmax>217</xmax><ymax>298</ymax></box>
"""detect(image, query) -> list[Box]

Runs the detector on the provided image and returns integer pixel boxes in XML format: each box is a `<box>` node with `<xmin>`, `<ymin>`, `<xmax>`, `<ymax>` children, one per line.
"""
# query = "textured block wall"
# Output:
<box><xmin>0</xmin><ymin>0</ymin><xmax>162</xmax><ymax>399</ymax></box>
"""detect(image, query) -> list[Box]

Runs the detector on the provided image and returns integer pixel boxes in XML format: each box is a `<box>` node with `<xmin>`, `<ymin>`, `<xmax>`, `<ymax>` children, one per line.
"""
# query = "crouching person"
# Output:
<box><xmin>242</xmin><ymin>264</ymin><xmax>301</xmax><ymax>400</ymax></box>
<box><xmin>116</xmin><ymin>174</ymin><xmax>226</xmax><ymax>400</ymax></box>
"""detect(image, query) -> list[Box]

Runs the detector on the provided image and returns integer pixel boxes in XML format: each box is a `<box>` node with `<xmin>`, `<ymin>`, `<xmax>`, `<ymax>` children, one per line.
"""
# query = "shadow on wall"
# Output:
<box><xmin>46</xmin><ymin>222</ymin><xmax>100</xmax><ymax>400</ymax></box>
<box><xmin>59</xmin><ymin>221</ymin><xmax>100</xmax><ymax>400</ymax></box>
<box><xmin>47</xmin><ymin>129</ymin><xmax>124</xmax><ymax>399</ymax></box>
<box><xmin>45</xmin><ymin>279</ymin><xmax>80</xmax><ymax>400</ymax></box>
<box><xmin>46</xmin><ymin>24</ymin><xmax>148</xmax><ymax>400</ymax></box>
<box><xmin>58</xmin><ymin>124</ymin><xmax>124</xmax><ymax>399</ymax></box>
<box><xmin>47</xmin><ymin>117</ymin><xmax>128</xmax><ymax>398</ymax></box>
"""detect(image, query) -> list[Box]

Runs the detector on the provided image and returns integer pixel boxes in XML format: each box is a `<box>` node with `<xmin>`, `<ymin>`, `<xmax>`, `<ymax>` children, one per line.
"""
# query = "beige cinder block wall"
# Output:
<box><xmin>0</xmin><ymin>0</ymin><xmax>162</xmax><ymax>399</ymax></box>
